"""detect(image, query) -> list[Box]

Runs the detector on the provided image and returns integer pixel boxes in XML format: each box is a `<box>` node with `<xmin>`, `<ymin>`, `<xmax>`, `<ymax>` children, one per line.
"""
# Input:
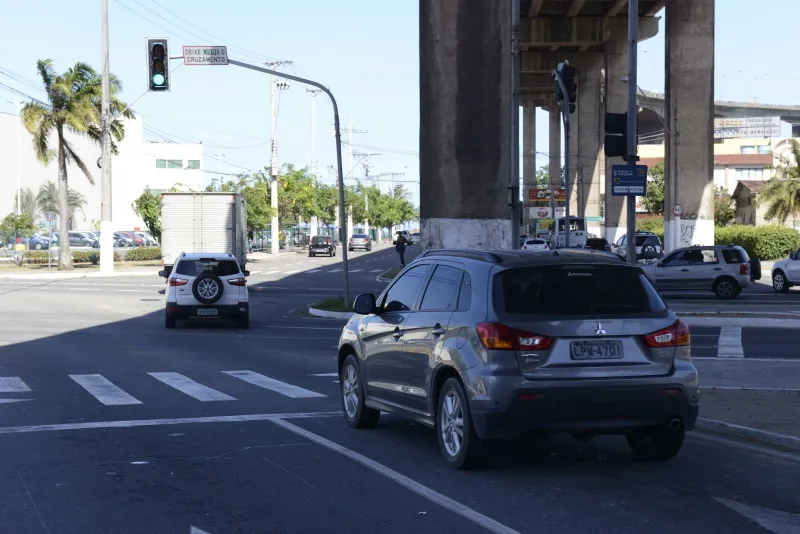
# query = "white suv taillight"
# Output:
<box><xmin>168</xmin><ymin>277</ymin><xmax>188</xmax><ymax>286</ymax></box>
<box><xmin>228</xmin><ymin>277</ymin><xmax>246</xmax><ymax>286</ymax></box>
<box><xmin>739</xmin><ymin>263</ymin><xmax>748</xmax><ymax>275</ymax></box>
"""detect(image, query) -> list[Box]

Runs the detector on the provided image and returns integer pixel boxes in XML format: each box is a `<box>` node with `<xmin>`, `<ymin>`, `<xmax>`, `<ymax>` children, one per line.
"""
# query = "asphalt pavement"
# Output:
<box><xmin>0</xmin><ymin>244</ymin><xmax>798</xmax><ymax>532</ymax></box>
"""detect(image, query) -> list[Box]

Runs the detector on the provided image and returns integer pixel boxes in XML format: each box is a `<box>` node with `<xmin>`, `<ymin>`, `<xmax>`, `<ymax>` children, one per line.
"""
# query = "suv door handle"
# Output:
<box><xmin>680</xmin><ymin>269</ymin><xmax>689</xmax><ymax>272</ymax></box>
<box><xmin>392</xmin><ymin>329</ymin><xmax>403</xmax><ymax>339</ymax></box>
<box><xmin>713</xmin><ymin>267</ymin><xmax>723</xmax><ymax>271</ymax></box>
<box><xmin>431</xmin><ymin>326</ymin><xmax>445</xmax><ymax>336</ymax></box>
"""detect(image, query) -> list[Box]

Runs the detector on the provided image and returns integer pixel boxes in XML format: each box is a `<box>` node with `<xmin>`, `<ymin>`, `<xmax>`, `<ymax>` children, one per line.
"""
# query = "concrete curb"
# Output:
<box><xmin>696</xmin><ymin>417</ymin><xmax>800</xmax><ymax>451</ymax></box>
<box><xmin>307</xmin><ymin>307</ymin><xmax>353</xmax><ymax>320</ymax></box>
<box><xmin>0</xmin><ymin>270</ymin><xmax>157</xmax><ymax>280</ymax></box>
<box><xmin>680</xmin><ymin>317</ymin><xmax>800</xmax><ymax>328</ymax></box>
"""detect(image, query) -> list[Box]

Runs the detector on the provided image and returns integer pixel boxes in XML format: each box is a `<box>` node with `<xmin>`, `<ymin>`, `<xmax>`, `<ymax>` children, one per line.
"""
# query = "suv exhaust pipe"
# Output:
<box><xmin>667</xmin><ymin>417</ymin><xmax>682</xmax><ymax>431</ymax></box>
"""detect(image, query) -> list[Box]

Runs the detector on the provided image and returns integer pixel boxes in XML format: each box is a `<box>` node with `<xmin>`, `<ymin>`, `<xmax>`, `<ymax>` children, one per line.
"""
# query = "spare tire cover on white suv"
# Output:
<box><xmin>192</xmin><ymin>272</ymin><xmax>224</xmax><ymax>304</ymax></box>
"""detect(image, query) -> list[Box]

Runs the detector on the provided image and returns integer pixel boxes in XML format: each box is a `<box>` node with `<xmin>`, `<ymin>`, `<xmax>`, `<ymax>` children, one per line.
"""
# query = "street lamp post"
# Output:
<box><xmin>99</xmin><ymin>0</ymin><xmax>114</xmax><ymax>274</ymax></box>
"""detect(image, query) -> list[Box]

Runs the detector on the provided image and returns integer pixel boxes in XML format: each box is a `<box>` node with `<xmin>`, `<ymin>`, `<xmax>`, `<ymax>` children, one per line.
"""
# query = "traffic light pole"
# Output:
<box><xmin>625</xmin><ymin>0</ymin><xmax>639</xmax><ymax>265</ymax></box>
<box><xmin>227</xmin><ymin>59</ymin><xmax>351</xmax><ymax>308</ymax></box>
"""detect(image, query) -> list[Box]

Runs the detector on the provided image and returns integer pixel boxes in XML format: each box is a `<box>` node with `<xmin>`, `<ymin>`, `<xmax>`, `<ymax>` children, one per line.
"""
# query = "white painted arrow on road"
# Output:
<box><xmin>190</xmin><ymin>527</ymin><xmax>211</xmax><ymax>534</ymax></box>
<box><xmin>715</xmin><ymin>497</ymin><xmax>800</xmax><ymax>533</ymax></box>
<box><xmin>0</xmin><ymin>399</ymin><xmax>33</xmax><ymax>404</ymax></box>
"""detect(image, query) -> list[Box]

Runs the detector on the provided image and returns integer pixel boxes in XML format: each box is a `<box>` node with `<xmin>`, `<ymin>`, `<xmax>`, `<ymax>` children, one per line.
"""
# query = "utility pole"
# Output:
<box><xmin>306</xmin><ymin>88</ymin><xmax>322</xmax><ymax>177</ymax></box>
<box><xmin>7</xmin><ymin>99</ymin><xmax>21</xmax><ymax>215</ymax></box>
<box><xmin>99</xmin><ymin>0</ymin><xmax>114</xmax><ymax>274</ymax></box>
<box><xmin>355</xmin><ymin>153</ymin><xmax>381</xmax><ymax>238</ymax></box>
<box><xmin>343</xmin><ymin>118</ymin><xmax>368</xmax><ymax>186</ymax></box>
<box><xmin>625</xmin><ymin>0</ymin><xmax>639</xmax><ymax>265</ymax></box>
<box><xmin>267</xmin><ymin>60</ymin><xmax>292</xmax><ymax>255</ymax></box>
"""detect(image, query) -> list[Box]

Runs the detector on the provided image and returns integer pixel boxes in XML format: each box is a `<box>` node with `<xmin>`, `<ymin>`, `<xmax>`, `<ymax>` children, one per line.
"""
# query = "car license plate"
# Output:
<box><xmin>197</xmin><ymin>308</ymin><xmax>218</xmax><ymax>316</ymax></box>
<box><xmin>570</xmin><ymin>340</ymin><xmax>624</xmax><ymax>360</ymax></box>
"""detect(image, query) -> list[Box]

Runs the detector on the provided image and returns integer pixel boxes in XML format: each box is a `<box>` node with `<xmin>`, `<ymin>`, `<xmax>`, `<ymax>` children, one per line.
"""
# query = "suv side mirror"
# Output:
<box><xmin>158</xmin><ymin>269</ymin><xmax>168</xmax><ymax>278</ymax></box>
<box><xmin>242</xmin><ymin>270</ymin><xmax>250</xmax><ymax>277</ymax></box>
<box><xmin>353</xmin><ymin>293</ymin><xmax>377</xmax><ymax>315</ymax></box>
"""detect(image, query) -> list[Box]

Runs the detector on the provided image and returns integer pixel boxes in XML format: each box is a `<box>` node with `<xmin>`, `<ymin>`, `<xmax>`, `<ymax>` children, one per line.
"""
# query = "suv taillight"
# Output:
<box><xmin>476</xmin><ymin>322</ymin><xmax>552</xmax><ymax>351</ymax></box>
<box><xmin>739</xmin><ymin>263</ymin><xmax>748</xmax><ymax>275</ymax></box>
<box><xmin>168</xmin><ymin>277</ymin><xmax>188</xmax><ymax>287</ymax></box>
<box><xmin>228</xmin><ymin>277</ymin><xmax>246</xmax><ymax>286</ymax></box>
<box><xmin>641</xmin><ymin>320</ymin><xmax>691</xmax><ymax>348</ymax></box>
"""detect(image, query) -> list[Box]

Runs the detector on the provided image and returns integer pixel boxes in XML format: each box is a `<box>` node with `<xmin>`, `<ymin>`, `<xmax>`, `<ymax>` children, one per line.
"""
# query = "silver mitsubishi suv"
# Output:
<box><xmin>337</xmin><ymin>249</ymin><xmax>699</xmax><ymax>469</ymax></box>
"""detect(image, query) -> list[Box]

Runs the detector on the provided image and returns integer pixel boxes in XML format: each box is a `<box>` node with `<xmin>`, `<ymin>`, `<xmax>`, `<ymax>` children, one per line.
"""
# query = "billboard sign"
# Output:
<box><xmin>529</xmin><ymin>207</ymin><xmax>566</xmax><ymax>219</ymax></box>
<box><xmin>714</xmin><ymin>116</ymin><xmax>781</xmax><ymax>139</ymax></box>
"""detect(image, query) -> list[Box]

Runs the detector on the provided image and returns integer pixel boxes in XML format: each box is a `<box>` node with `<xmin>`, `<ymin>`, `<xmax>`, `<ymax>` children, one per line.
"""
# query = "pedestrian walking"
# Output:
<box><xmin>395</xmin><ymin>233</ymin><xmax>409</xmax><ymax>266</ymax></box>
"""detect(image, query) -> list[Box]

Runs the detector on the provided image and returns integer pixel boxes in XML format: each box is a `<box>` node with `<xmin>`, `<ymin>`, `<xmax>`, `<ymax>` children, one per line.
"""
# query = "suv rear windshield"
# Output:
<box><xmin>635</xmin><ymin>235</ymin><xmax>660</xmax><ymax>246</ymax></box>
<box><xmin>494</xmin><ymin>264</ymin><xmax>666</xmax><ymax>315</ymax></box>
<box><xmin>352</xmin><ymin>234</ymin><xmax>368</xmax><ymax>239</ymax></box>
<box><xmin>526</xmin><ymin>239</ymin><xmax>546</xmax><ymax>244</ymax></box>
<box><xmin>311</xmin><ymin>236</ymin><xmax>331</xmax><ymax>245</ymax></box>
<box><xmin>175</xmin><ymin>259</ymin><xmax>241</xmax><ymax>277</ymax></box>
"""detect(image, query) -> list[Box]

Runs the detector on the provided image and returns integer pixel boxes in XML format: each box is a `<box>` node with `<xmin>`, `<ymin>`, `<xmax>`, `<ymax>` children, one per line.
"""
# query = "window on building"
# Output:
<box><xmin>156</xmin><ymin>159</ymin><xmax>166</xmax><ymax>169</ymax></box>
<box><xmin>167</xmin><ymin>159</ymin><xmax>182</xmax><ymax>169</ymax></box>
<box><xmin>735</xmin><ymin>168</ymin><xmax>763</xmax><ymax>181</ymax></box>
<box><xmin>187</xmin><ymin>160</ymin><xmax>201</xmax><ymax>170</ymax></box>
<box><xmin>757</xmin><ymin>145</ymin><xmax>771</xmax><ymax>154</ymax></box>
<box><xmin>740</xmin><ymin>145</ymin><xmax>755</xmax><ymax>154</ymax></box>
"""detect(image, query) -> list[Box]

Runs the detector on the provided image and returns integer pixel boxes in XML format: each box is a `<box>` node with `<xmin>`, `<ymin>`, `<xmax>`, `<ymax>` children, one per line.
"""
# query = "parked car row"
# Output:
<box><xmin>5</xmin><ymin>230</ymin><xmax>158</xmax><ymax>250</ymax></box>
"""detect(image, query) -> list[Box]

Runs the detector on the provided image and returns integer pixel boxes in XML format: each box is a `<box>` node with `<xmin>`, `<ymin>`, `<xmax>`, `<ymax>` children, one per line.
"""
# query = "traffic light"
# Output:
<box><xmin>604</xmin><ymin>112</ymin><xmax>628</xmax><ymax>158</ymax></box>
<box><xmin>555</xmin><ymin>62</ymin><xmax>577</xmax><ymax>114</ymax></box>
<box><xmin>147</xmin><ymin>38</ymin><xmax>170</xmax><ymax>91</ymax></box>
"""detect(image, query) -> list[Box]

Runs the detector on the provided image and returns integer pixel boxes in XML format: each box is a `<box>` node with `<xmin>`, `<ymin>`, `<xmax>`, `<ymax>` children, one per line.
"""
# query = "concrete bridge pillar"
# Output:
<box><xmin>664</xmin><ymin>0</ymin><xmax>715</xmax><ymax>251</ymax></box>
<box><xmin>603</xmin><ymin>36</ymin><xmax>630</xmax><ymax>245</ymax></box>
<box><xmin>576</xmin><ymin>55</ymin><xmax>604</xmax><ymax>234</ymax></box>
<box><xmin>548</xmin><ymin>107</ymin><xmax>561</xmax><ymax>213</ymax></box>
<box><xmin>522</xmin><ymin>104</ymin><xmax>536</xmax><ymax>234</ymax></box>
<box><xmin>418</xmin><ymin>0</ymin><xmax>512</xmax><ymax>250</ymax></box>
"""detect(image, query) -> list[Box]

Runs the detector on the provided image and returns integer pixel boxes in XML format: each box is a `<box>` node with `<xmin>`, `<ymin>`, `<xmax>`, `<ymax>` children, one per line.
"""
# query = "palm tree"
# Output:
<box><xmin>14</xmin><ymin>188</ymin><xmax>39</xmax><ymax>219</ymax></box>
<box><xmin>760</xmin><ymin>140</ymin><xmax>800</xmax><ymax>224</ymax></box>
<box><xmin>21</xmin><ymin>59</ymin><xmax>133</xmax><ymax>270</ymax></box>
<box><xmin>36</xmin><ymin>181</ymin><xmax>87</xmax><ymax>229</ymax></box>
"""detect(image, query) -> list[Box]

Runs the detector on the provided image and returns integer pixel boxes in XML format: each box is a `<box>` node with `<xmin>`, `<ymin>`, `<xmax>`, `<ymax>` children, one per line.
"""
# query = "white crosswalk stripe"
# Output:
<box><xmin>0</xmin><ymin>377</ymin><xmax>31</xmax><ymax>393</ymax></box>
<box><xmin>148</xmin><ymin>372</ymin><xmax>236</xmax><ymax>402</ymax></box>
<box><xmin>70</xmin><ymin>374</ymin><xmax>143</xmax><ymax>405</ymax></box>
<box><xmin>306</xmin><ymin>269</ymin><xmax>321</xmax><ymax>273</ymax></box>
<box><xmin>223</xmin><ymin>370</ymin><xmax>325</xmax><ymax>398</ymax></box>
<box><xmin>370</xmin><ymin>269</ymin><xmax>382</xmax><ymax>273</ymax></box>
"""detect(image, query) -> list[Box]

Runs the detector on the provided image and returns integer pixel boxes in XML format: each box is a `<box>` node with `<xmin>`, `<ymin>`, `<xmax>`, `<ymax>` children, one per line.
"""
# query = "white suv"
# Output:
<box><xmin>160</xmin><ymin>252</ymin><xmax>250</xmax><ymax>329</ymax></box>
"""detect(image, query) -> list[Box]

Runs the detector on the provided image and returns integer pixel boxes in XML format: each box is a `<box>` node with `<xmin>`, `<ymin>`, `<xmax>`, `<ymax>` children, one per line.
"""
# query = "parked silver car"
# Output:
<box><xmin>337</xmin><ymin>249</ymin><xmax>699</xmax><ymax>469</ymax></box>
<box><xmin>639</xmin><ymin>244</ymin><xmax>756</xmax><ymax>299</ymax></box>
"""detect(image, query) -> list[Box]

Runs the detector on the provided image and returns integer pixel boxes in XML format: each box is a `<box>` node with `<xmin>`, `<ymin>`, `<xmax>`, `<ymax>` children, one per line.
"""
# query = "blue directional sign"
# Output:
<box><xmin>611</xmin><ymin>165</ymin><xmax>648</xmax><ymax>196</ymax></box>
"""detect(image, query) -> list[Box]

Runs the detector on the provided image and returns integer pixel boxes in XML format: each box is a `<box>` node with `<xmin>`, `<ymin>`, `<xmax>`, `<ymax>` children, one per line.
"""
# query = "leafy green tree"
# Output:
<box><xmin>275</xmin><ymin>165</ymin><xmax>316</xmax><ymax>225</ymax></box>
<box><xmin>0</xmin><ymin>213</ymin><xmax>36</xmax><ymax>245</ymax></box>
<box><xmin>313</xmin><ymin>183</ymin><xmax>339</xmax><ymax>228</ymax></box>
<box><xmin>535</xmin><ymin>164</ymin><xmax>565</xmax><ymax>187</ymax></box>
<box><xmin>206</xmin><ymin>171</ymin><xmax>274</xmax><ymax>231</ymax></box>
<box><xmin>760</xmin><ymin>140</ymin><xmax>800</xmax><ymax>224</ymax></box>
<box><xmin>132</xmin><ymin>188</ymin><xmax>163</xmax><ymax>240</ymax></box>
<box><xmin>383</xmin><ymin>184</ymin><xmax>418</xmax><ymax>228</ymax></box>
<box><xmin>642</xmin><ymin>162</ymin><xmax>665</xmax><ymax>215</ymax></box>
<box><xmin>714</xmin><ymin>186</ymin><xmax>736</xmax><ymax>227</ymax></box>
<box><xmin>21</xmin><ymin>59</ymin><xmax>132</xmax><ymax>270</ymax></box>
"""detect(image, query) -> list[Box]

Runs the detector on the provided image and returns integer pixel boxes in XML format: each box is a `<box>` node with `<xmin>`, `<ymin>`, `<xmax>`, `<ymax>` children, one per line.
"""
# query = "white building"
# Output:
<box><xmin>0</xmin><ymin>111</ymin><xmax>203</xmax><ymax>231</ymax></box>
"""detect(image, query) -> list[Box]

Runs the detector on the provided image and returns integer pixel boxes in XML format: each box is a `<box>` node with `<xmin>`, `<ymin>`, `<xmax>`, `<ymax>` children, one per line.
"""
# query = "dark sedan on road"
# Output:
<box><xmin>336</xmin><ymin>248</ymin><xmax>698</xmax><ymax>469</ymax></box>
<box><xmin>309</xmin><ymin>235</ymin><xmax>336</xmax><ymax>257</ymax></box>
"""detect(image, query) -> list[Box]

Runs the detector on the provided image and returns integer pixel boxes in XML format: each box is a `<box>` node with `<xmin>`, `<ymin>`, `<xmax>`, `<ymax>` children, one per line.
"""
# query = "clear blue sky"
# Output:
<box><xmin>2</xmin><ymin>0</ymin><xmax>798</xmax><ymax>208</ymax></box>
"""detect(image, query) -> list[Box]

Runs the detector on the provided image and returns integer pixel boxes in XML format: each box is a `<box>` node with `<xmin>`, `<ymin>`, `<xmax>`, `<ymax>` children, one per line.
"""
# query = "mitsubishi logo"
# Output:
<box><xmin>595</xmin><ymin>322</ymin><xmax>606</xmax><ymax>335</ymax></box>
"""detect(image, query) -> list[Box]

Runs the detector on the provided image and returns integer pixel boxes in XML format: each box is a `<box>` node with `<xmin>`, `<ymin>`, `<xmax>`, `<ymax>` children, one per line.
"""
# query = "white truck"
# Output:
<box><xmin>159</xmin><ymin>192</ymin><xmax>248</xmax><ymax>277</ymax></box>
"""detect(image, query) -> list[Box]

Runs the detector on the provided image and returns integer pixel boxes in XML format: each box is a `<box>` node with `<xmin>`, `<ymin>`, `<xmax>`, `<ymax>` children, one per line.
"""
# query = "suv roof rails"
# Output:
<box><xmin>418</xmin><ymin>249</ymin><xmax>504</xmax><ymax>264</ymax></box>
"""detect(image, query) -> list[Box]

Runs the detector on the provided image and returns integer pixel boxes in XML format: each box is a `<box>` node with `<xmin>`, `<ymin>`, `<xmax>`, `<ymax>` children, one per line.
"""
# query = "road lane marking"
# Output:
<box><xmin>148</xmin><ymin>372</ymin><xmax>236</xmax><ymax>402</ymax></box>
<box><xmin>370</xmin><ymin>269</ymin><xmax>382</xmax><ymax>272</ymax></box>
<box><xmin>285</xmin><ymin>270</ymin><xmax>300</xmax><ymax>274</ymax></box>
<box><xmin>717</xmin><ymin>326</ymin><xmax>744</xmax><ymax>358</ymax></box>
<box><xmin>69</xmin><ymin>374</ymin><xmax>143</xmax><ymax>405</ymax></box>
<box><xmin>223</xmin><ymin>371</ymin><xmax>325</xmax><ymax>398</ymax></box>
<box><xmin>306</xmin><ymin>269</ymin><xmax>321</xmax><ymax>273</ymax></box>
<box><xmin>0</xmin><ymin>377</ymin><xmax>31</xmax><ymax>393</ymax></box>
<box><xmin>264</xmin><ymin>270</ymin><xmax>280</xmax><ymax>275</ymax></box>
<box><xmin>190</xmin><ymin>527</ymin><xmax>212</xmax><ymax>534</ymax></box>
<box><xmin>350</xmin><ymin>269</ymin><xmax>363</xmax><ymax>273</ymax></box>
<box><xmin>271</xmin><ymin>418</ymin><xmax>522</xmax><ymax>534</ymax></box>
<box><xmin>0</xmin><ymin>411</ymin><xmax>339</xmax><ymax>435</ymax></box>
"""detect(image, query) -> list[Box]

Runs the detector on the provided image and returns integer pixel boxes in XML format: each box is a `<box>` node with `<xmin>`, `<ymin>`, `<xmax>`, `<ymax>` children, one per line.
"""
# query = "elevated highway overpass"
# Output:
<box><xmin>419</xmin><ymin>0</ymin><xmax>749</xmax><ymax>252</ymax></box>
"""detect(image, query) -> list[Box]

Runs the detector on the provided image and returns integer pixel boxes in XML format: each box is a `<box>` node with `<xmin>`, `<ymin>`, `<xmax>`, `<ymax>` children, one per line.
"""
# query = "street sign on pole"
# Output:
<box><xmin>182</xmin><ymin>46</ymin><xmax>229</xmax><ymax>65</ymax></box>
<box><xmin>611</xmin><ymin>165</ymin><xmax>648</xmax><ymax>196</ymax></box>
<box><xmin>673</xmin><ymin>204</ymin><xmax>683</xmax><ymax>216</ymax></box>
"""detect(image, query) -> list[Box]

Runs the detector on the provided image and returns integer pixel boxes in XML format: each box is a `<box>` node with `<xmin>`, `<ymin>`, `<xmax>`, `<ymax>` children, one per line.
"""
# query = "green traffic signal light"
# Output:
<box><xmin>147</xmin><ymin>38</ymin><xmax>170</xmax><ymax>91</ymax></box>
<box><xmin>152</xmin><ymin>73</ymin><xmax>166</xmax><ymax>86</ymax></box>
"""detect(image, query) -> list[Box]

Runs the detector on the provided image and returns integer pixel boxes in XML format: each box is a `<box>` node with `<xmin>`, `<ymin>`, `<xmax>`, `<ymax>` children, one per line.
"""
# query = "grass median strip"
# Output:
<box><xmin>311</xmin><ymin>296</ymin><xmax>352</xmax><ymax>312</ymax></box>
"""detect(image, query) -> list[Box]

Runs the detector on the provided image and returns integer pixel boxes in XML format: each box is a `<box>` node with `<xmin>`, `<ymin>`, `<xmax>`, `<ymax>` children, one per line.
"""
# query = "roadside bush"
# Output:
<box><xmin>72</xmin><ymin>251</ymin><xmax>91</xmax><ymax>264</ymax></box>
<box><xmin>715</xmin><ymin>225</ymin><xmax>800</xmax><ymax>260</ymax></box>
<box><xmin>125</xmin><ymin>246</ymin><xmax>162</xmax><ymax>262</ymax></box>
<box><xmin>22</xmin><ymin>251</ymin><xmax>49</xmax><ymax>264</ymax></box>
